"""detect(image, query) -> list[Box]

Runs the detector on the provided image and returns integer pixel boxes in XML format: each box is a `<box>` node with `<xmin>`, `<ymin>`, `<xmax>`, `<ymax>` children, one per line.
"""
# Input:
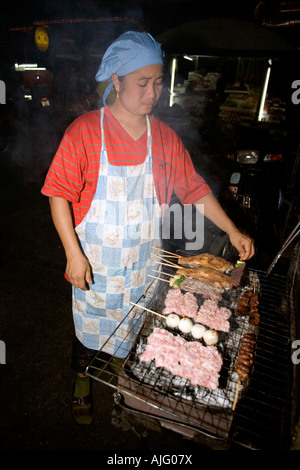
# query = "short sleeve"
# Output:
<box><xmin>41</xmin><ymin>130</ymin><xmax>87</xmax><ymax>203</ymax></box>
<box><xmin>175</xmin><ymin>145</ymin><xmax>211</xmax><ymax>204</ymax></box>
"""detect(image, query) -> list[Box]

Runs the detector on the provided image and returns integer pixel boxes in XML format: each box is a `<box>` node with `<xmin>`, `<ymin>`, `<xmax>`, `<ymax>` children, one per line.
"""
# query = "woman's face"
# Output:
<box><xmin>112</xmin><ymin>64</ymin><xmax>164</xmax><ymax>116</ymax></box>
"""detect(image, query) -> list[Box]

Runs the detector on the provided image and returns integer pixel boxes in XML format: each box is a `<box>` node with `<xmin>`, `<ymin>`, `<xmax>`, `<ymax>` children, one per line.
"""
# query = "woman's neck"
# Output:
<box><xmin>109</xmin><ymin>102</ymin><xmax>150</xmax><ymax>141</ymax></box>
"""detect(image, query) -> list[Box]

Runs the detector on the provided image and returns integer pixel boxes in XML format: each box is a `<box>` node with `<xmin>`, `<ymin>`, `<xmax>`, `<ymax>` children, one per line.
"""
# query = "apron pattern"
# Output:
<box><xmin>72</xmin><ymin>108</ymin><xmax>162</xmax><ymax>356</ymax></box>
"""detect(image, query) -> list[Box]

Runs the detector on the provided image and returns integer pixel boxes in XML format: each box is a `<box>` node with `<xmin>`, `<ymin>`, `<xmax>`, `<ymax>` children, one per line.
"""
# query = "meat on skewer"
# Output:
<box><xmin>176</xmin><ymin>266</ymin><xmax>233</xmax><ymax>290</ymax></box>
<box><xmin>235</xmin><ymin>333</ymin><xmax>256</xmax><ymax>381</ymax></box>
<box><xmin>235</xmin><ymin>290</ymin><xmax>260</xmax><ymax>325</ymax></box>
<box><xmin>178</xmin><ymin>253</ymin><xmax>234</xmax><ymax>273</ymax></box>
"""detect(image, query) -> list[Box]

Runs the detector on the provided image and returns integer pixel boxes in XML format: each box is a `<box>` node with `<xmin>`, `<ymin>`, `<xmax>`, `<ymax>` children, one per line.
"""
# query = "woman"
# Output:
<box><xmin>42</xmin><ymin>31</ymin><xmax>254</xmax><ymax>425</ymax></box>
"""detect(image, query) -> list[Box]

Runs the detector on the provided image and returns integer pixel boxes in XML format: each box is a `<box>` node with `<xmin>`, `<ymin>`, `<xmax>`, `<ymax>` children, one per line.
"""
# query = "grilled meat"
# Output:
<box><xmin>178</xmin><ymin>253</ymin><xmax>233</xmax><ymax>273</ymax></box>
<box><xmin>179</xmin><ymin>277</ymin><xmax>223</xmax><ymax>302</ymax></box>
<box><xmin>140</xmin><ymin>327</ymin><xmax>223</xmax><ymax>390</ymax></box>
<box><xmin>194</xmin><ymin>299</ymin><xmax>232</xmax><ymax>332</ymax></box>
<box><xmin>162</xmin><ymin>289</ymin><xmax>198</xmax><ymax>319</ymax></box>
<box><xmin>235</xmin><ymin>333</ymin><xmax>256</xmax><ymax>380</ymax></box>
<box><xmin>235</xmin><ymin>290</ymin><xmax>260</xmax><ymax>325</ymax></box>
<box><xmin>177</xmin><ymin>266</ymin><xmax>233</xmax><ymax>290</ymax></box>
<box><xmin>231</xmin><ymin>262</ymin><xmax>246</xmax><ymax>287</ymax></box>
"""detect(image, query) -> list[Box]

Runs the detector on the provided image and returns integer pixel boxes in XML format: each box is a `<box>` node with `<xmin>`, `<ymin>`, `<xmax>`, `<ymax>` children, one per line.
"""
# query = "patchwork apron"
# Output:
<box><xmin>73</xmin><ymin>107</ymin><xmax>162</xmax><ymax>357</ymax></box>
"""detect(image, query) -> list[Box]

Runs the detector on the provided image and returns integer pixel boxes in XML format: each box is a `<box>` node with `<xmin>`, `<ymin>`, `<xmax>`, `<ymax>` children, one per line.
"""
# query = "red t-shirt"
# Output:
<box><xmin>41</xmin><ymin>106</ymin><xmax>211</xmax><ymax>226</ymax></box>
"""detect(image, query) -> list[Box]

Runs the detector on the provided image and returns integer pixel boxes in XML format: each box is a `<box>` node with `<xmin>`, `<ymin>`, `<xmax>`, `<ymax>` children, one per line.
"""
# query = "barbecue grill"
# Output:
<box><xmin>86</xmin><ymin>247</ymin><xmax>299</xmax><ymax>450</ymax></box>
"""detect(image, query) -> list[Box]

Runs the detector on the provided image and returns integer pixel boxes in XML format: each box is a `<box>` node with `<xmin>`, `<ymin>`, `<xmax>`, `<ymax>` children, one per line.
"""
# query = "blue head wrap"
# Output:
<box><xmin>95</xmin><ymin>31</ymin><xmax>164</xmax><ymax>105</ymax></box>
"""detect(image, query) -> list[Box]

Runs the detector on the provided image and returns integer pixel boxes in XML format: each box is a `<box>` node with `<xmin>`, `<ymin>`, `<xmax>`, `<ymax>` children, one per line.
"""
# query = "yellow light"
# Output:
<box><xmin>35</xmin><ymin>26</ymin><xmax>49</xmax><ymax>52</ymax></box>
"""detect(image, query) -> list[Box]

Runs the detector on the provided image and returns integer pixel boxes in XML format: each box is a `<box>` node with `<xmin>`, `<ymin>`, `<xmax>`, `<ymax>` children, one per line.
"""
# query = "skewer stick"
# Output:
<box><xmin>153</xmin><ymin>253</ymin><xmax>179</xmax><ymax>258</ymax></box>
<box><xmin>148</xmin><ymin>274</ymin><xmax>170</xmax><ymax>283</ymax></box>
<box><xmin>152</xmin><ymin>269</ymin><xmax>174</xmax><ymax>277</ymax></box>
<box><xmin>232</xmin><ymin>378</ymin><xmax>241</xmax><ymax>411</ymax></box>
<box><xmin>157</xmin><ymin>261</ymin><xmax>179</xmax><ymax>269</ymax></box>
<box><xmin>130</xmin><ymin>302</ymin><xmax>166</xmax><ymax>319</ymax></box>
<box><xmin>152</xmin><ymin>254</ymin><xmax>179</xmax><ymax>268</ymax></box>
<box><xmin>251</xmin><ymin>276</ymin><xmax>258</xmax><ymax>294</ymax></box>
<box><xmin>152</xmin><ymin>246</ymin><xmax>182</xmax><ymax>258</ymax></box>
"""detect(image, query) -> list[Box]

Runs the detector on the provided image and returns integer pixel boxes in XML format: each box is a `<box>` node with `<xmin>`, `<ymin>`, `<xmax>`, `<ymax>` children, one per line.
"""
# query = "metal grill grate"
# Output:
<box><xmin>86</xmin><ymin>268</ymin><xmax>292</xmax><ymax>449</ymax></box>
<box><xmin>230</xmin><ymin>270</ymin><xmax>292</xmax><ymax>450</ymax></box>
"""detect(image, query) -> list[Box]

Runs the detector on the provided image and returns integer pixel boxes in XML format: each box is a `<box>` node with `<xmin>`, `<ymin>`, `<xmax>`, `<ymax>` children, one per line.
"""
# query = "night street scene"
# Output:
<box><xmin>0</xmin><ymin>0</ymin><xmax>300</xmax><ymax>458</ymax></box>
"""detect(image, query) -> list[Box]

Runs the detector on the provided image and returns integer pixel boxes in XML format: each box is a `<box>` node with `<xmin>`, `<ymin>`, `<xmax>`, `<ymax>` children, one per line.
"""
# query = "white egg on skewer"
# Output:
<box><xmin>191</xmin><ymin>323</ymin><xmax>206</xmax><ymax>339</ymax></box>
<box><xmin>178</xmin><ymin>317</ymin><xmax>193</xmax><ymax>334</ymax></box>
<box><xmin>203</xmin><ymin>329</ymin><xmax>219</xmax><ymax>345</ymax></box>
<box><xmin>166</xmin><ymin>313</ymin><xmax>180</xmax><ymax>328</ymax></box>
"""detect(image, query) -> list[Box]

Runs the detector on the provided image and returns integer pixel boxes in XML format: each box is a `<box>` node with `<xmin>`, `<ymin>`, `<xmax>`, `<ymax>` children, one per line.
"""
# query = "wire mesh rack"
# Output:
<box><xmin>85</xmin><ymin>264</ymin><xmax>293</xmax><ymax>449</ymax></box>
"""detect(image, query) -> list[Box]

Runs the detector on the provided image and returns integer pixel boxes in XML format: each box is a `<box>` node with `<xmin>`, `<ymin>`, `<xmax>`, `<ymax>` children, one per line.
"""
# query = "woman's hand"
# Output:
<box><xmin>66</xmin><ymin>253</ymin><xmax>93</xmax><ymax>291</ymax></box>
<box><xmin>229</xmin><ymin>229</ymin><xmax>255</xmax><ymax>261</ymax></box>
<box><xmin>193</xmin><ymin>194</ymin><xmax>255</xmax><ymax>261</ymax></box>
<box><xmin>49</xmin><ymin>196</ymin><xmax>93</xmax><ymax>290</ymax></box>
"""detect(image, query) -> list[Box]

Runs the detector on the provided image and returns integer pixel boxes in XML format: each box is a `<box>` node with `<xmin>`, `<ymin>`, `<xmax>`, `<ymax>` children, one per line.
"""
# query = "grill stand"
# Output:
<box><xmin>116</xmin><ymin>366</ymin><xmax>233</xmax><ymax>439</ymax></box>
<box><xmin>112</xmin><ymin>392</ymin><xmax>232</xmax><ymax>450</ymax></box>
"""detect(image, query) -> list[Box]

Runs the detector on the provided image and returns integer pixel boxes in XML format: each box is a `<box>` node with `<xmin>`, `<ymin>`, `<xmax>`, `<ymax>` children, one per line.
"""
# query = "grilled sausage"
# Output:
<box><xmin>249</xmin><ymin>314</ymin><xmax>260</xmax><ymax>326</ymax></box>
<box><xmin>235</xmin><ymin>291</ymin><xmax>260</xmax><ymax>325</ymax></box>
<box><xmin>250</xmin><ymin>293</ymin><xmax>259</xmax><ymax>308</ymax></box>
<box><xmin>241</xmin><ymin>333</ymin><xmax>256</xmax><ymax>343</ymax></box>
<box><xmin>235</xmin><ymin>333</ymin><xmax>256</xmax><ymax>380</ymax></box>
<box><xmin>235</xmin><ymin>364</ymin><xmax>250</xmax><ymax>379</ymax></box>
<box><xmin>237</xmin><ymin>355</ymin><xmax>254</xmax><ymax>368</ymax></box>
<box><xmin>238</xmin><ymin>351</ymin><xmax>253</xmax><ymax>361</ymax></box>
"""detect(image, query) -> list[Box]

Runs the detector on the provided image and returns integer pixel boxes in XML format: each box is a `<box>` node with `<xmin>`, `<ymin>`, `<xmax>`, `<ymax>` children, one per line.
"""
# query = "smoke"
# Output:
<box><xmin>6</xmin><ymin>0</ymin><xmax>227</xmax><ymax>262</ymax></box>
<box><xmin>5</xmin><ymin>1</ymin><xmax>149</xmax><ymax>184</ymax></box>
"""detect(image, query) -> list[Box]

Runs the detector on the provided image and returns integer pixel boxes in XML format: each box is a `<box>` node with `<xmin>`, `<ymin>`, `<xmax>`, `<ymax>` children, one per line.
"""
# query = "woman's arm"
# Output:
<box><xmin>49</xmin><ymin>196</ymin><xmax>93</xmax><ymax>290</ymax></box>
<box><xmin>193</xmin><ymin>193</ymin><xmax>255</xmax><ymax>260</ymax></box>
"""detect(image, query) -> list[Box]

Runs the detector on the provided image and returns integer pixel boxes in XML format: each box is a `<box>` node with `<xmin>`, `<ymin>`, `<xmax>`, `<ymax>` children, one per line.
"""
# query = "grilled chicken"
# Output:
<box><xmin>178</xmin><ymin>253</ymin><xmax>233</xmax><ymax>273</ymax></box>
<box><xmin>177</xmin><ymin>266</ymin><xmax>233</xmax><ymax>290</ymax></box>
